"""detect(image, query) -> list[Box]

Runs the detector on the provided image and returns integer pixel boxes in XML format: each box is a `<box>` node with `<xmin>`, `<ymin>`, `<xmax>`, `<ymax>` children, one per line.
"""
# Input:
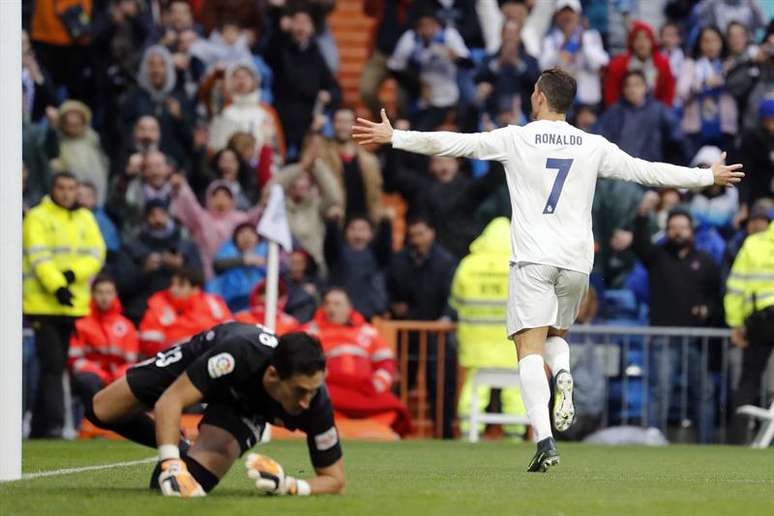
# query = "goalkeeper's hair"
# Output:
<box><xmin>536</xmin><ymin>68</ymin><xmax>577</xmax><ymax>114</ymax></box>
<box><xmin>272</xmin><ymin>332</ymin><xmax>326</xmax><ymax>379</ymax></box>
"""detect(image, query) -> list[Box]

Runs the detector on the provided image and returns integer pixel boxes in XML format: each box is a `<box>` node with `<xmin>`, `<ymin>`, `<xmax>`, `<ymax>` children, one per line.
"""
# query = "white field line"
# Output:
<box><xmin>17</xmin><ymin>457</ymin><xmax>157</xmax><ymax>481</ymax></box>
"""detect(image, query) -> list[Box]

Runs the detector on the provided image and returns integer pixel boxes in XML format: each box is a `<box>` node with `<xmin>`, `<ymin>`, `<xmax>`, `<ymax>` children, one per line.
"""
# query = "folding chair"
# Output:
<box><xmin>468</xmin><ymin>368</ymin><xmax>531</xmax><ymax>443</ymax></box>
<box><xmin>737</xmin><ymin>401</ymin><xmax>774</xmax><ymax>448</ymax></box>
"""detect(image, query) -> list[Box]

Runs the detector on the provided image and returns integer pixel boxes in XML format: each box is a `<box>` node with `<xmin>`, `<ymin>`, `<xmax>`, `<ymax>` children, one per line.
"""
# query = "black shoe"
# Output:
<box><xmin>526</xmin><ymin>437</ymin><xmax>560</xmax><ymax>473</ymax></box>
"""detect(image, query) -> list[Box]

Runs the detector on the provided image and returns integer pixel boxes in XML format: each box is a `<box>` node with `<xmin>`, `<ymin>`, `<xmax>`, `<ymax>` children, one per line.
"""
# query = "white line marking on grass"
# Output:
<box><xmin>20</xmin><ymin>457</ymin><xmax>157</xmax><ymax>480</ymax></box>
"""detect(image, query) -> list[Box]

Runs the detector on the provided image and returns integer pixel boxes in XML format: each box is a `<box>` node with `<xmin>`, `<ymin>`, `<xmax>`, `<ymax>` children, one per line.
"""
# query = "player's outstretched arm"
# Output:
<box><xmin>353</xmin><ymin>108</ymin><xmax>510</xmax><ymax>162</ymax></box>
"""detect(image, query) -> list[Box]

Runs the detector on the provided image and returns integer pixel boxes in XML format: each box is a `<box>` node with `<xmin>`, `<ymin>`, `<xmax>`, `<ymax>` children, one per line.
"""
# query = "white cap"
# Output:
<box><xmin>690</xmin><ymin>145</ymin><xmax>722</xmax><ymax>167</ymax></box>
<box><xmin>555</xmin><ymin>0</ymin><xmax>582</xmax><ymax>14</ymax></box>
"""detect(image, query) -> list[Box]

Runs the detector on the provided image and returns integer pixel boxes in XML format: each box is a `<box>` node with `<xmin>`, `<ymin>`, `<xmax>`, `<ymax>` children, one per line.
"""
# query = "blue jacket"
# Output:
<box><xmin>93</xmin><ymin>208</ymin><xmax>121</xmax><ymax>253</ymax></box>
<box><xmin>206</xmin><ymin>241</ymin><xmax>267</xmax><ymax>312</ymax></box>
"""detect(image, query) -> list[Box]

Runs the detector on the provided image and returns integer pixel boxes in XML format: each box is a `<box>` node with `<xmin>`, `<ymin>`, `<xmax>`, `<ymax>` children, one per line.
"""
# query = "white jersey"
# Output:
<box><xmin>392</xmin><ymin>120</ymin><xmax>714</xmax><ymax>274</ymax></box>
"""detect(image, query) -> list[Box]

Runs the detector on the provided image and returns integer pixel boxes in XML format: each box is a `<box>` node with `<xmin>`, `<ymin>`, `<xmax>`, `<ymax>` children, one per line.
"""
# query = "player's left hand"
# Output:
<box><xmin>245</xmin><ymin>453</ymin><xmax>299</xmax><ymax>496</ymax></box>
<box><xmin>158</xmin><ymin>459</ymin><xmax>206</xmax><ymax>498</ymax></box>
<box><xmin>352</xmin><ymin>109</ymin><xmax>394</xmax><ymax>146</ymax></box>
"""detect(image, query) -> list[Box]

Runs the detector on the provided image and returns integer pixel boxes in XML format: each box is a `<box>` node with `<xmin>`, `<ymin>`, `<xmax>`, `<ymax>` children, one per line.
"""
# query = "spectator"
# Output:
<box><xmin>724</xmin><ymin>21</ymin><xmax>759</xmax><ymax>73</ymax></box>
<box><xmin>265</xmin><ymin>7</ymin><xmax>339</xmax><ymax>159</ymax></box>
<box><xmin>418</xmin><ymin>0</ymin><xmax>484</xmax><ymax>49</ymax></box>
<box><xmin>475</xmin><ymin>19</ymin><xmax>540</xmax><ymax>122</ymax></box>
<box><xmin>115</xmin><ymin>199</ymin><xmax>203</xmax><ymax>324</ymax></box>
<box><xmin>121</xmin><ymin>45</ymin><xmax>194</xmax><ymax>166</ymax></box>
<box><xmin>570</xmin><ymin>103</ymin><xmax>599</xmax><ymax>131</ymax></box>
<box><xmin>171</xmin><ymin>29</ymin><xmax>208</xmax><ymax>101</ymax></box>
<box><xmin>192</xmin><ymin>20</ymin><xmax>255</xmax><ymax>70</ymax></box>
<box><xmin>269</xmin><ymin>159</ymin><xmax>343</xmax><ymax>272</ymax></box>
<box><xmin>694</xmin><ymin>0</ymin><xmax>766</xmax><ymax>34</ymax></box>
<box><xmin>736</xmin><ymin>97</ymin><xmax>774</xmax><ymax>214</ymax></box>
<box><xmin>317</xmin><ymin>108</ymin><xmax>384</xmax><ymax>224</ymax></box>
<box><xmin>734</xmin><ymin>21</ymin><xmax>774</xmax><ymax>131</ymax></box>
<box><xmin>48</xmin><ymin>100</ymin><xmax>110</xmax><ymax>205</ymax></box>
<box><xmin>388</xmin><ymin>9</ymin><xmax>473</xmax><ymax>130</ymax></box>
<box><xmin>690</xmin><ymin>146</ymin><xmax>739</xmax><ymax>234</ymax></box>
<box><xmin>722</xmin><ymin>198</ymin><xmax>773</xmax><ymax>281</ymax></box>
<box><xmin>451</xmin><ymin>218</ymin><xmax>526</xmax><ymax>439</ymax></box>
<box><xmin>23</xmin><ymin>172</ymin><xmax>106</xmax><ymax>438</ymax></box>
<box><xmin>539</xmin><ymin>0</ymin><xmax>609</xmax><ymax>106</ymax></box>
<box><xmin>324</xmin><ymin>210</ymin><xmax>392</xmax><ymax>320</ymax></box>
<box><xmin>677</xmin><ymin>25</ymin><xmax>738</xmax><ymax>152</ymax></box>
<box><xmin>200</xmin><ymin>148</ymin><xmax>255</xmax><ymax>210</ymax></box>
<box><xmin>285</xmin><ymin>249</ymin><xmax>321</xmax><ymax>323</ymax></box>
<box><xmin>634</xmin><ymin>194</ymin><xmax>721</xmax><ymax>443</ymax></box>
<box><xmin>234</xmin><ymin>280</ymin><xmax>301</xmax><ymax>335</ymax></box>
<box><xmin>207</xmin><ymin>61</ymin><xmax>285</xmax><ymax>163</ymax></box>
<box><xmin>596</xmin><ymin>70</ymin><xmax>689</xmax><ymax>164</ymax></box>
<box><xmin>303</xmin><ymin>288</ymin><xmax>412</xmax><ymax>437</ymax></box>
<box><xmin>109</xmin><ymin>150</ymin><xmax>175</xmax><ymax>239</ymax></box>
<box><xmin>77</xmin><ymin>181</ymin><xmax>121</xmax><ymax>256</ymax></box>
<box><xmin>295</xmin><ymin>0</ymin><xmax>340</xmax><ymax>75</ymax></box>
<box><xmin>22</xmin><ymin>119</ymin><xmax>58</xmax><ymax>209</ymax></box>
<box><xmin>169</xmin><ymin>174</ymin><xmax>263</xmax><ymax>279</ymax></box>
<box><xmin>659</xmin><ymin>21</ymin><xmax>685</xmax><ymax>81</ymax></box>
<box><xmin>67</xmin><ymin>275</ymin><xmax>139</xmax><ymax>408</ymax></box>
<box><xmin>196</xmin><ymin>0</ymin><xmax>265</xmax><ymax>39</ymax></box>
<box><xmin>115</xmin><ymin>115</ymin><xmax>188</xmax><ymax>178</ymax></box>
<box><xmin>207</xmin><ymin>223</ymin><xmax>268</xmax><ymax>313</ymax></box>
<box><xmin>152</xmin><ymin>0</ymin><xmax>197</xmax><ymax>46</ymax></box>
<box><xmin>604</xmin><ymin>21</ymin><xmax>676</xmax><ymax>107</ymax></box>
<box><xmin>138</xmin><ymin>267</ymin><xmax>232</xmax><ymax>357</ymax></box>
<box><xmin>724</xmin><ymin>216</ymin><xmax>774</xmax><ymax>444</ymax></box>
<box><xmin>360</xmin><ymin>0</ymin><xmax>416</xmax><ymax>118</ymax></box>
<box><xmin>21</xmin><ymin>30</ymin><xmax>56</xmax><ymax>124</ymax></box>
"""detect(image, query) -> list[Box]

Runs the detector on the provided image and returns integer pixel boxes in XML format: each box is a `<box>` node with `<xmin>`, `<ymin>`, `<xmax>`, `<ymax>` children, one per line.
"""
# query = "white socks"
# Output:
<box><xmin>544</xmin><ymin>336</ymin><xmax>571</xmax><ymax>377</ymax></box>
<box><xmin>518</xmin><ymin>354</ymin><xmax>552</xmax><ymax>442</ymax></box>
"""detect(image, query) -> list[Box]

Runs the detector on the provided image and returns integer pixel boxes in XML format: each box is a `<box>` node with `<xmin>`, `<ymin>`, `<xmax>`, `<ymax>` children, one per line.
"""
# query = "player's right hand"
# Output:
<box><xmin>711</xmin><ymin>151</ymin><xmax>744</xmax><ymax>186</ymax></box>
<box><xmin>158</xmin><ymin>459</ymin><xmax>206</xmax><ymax>498</ymax></box>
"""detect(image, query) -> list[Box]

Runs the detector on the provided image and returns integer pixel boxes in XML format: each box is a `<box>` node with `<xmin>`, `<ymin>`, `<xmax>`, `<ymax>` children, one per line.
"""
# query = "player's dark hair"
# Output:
<box><xmin>536</xmin><ymin>68</ymin><xmax>577</xmax><ymax>114</ymax></box>
<box><xmin>172</xmin><ymin>266</ymin><xmax>205</xmax><ymax>288</ymax></box>
<box><xmin>91</xmin><ymin>273</ymin><xmax>116</xmax><ymax>291</ymax></box>
<box><xmin>272</xmin><ymin>332</ymin><xmax>326</xmax><ymax>379</ymax></box>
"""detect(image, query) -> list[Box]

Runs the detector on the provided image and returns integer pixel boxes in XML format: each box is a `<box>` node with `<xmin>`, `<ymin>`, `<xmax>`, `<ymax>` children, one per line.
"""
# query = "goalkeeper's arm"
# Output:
<box><xmin>247</xmin><ymin>455</ymin><xmax>346</xmax><ymax>495</ymax></box>
<box><xmin>308</xmin><ymin>458</ymin><xmax>346</xmax><ymax>495</ymax></box>
<box><xmin>154</xmin><ymin>372</ymin><xmax>204</xmax><ymax>458</ymax></box>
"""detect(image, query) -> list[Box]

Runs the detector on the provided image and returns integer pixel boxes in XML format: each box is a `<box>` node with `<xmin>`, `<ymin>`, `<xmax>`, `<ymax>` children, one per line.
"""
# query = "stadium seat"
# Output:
<box><xmin>467</xmin><ymin>368</ymin><xmax>531</xmax><ymax>443</ymax></box>
<box><xmin>737</xmin><ymin>401</ymin><xmax>774</xmax><ymax>449</ymax></box>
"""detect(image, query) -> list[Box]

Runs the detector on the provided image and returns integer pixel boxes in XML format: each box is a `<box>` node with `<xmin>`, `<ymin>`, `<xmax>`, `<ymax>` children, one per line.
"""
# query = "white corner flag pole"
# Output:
<box><xmin>264</xmin><ymin>242</ymin><xmax>280</xmax><ymax>333</ymax></box>
<box><xmin>257</xmin><ymin>184</ymin><xmax>292</xmax><ymax>333</ymax></box>
<box><xmin>0</xmin><ymin>0</ymin><xmax>24</xmax><ymax>482</ymax></box>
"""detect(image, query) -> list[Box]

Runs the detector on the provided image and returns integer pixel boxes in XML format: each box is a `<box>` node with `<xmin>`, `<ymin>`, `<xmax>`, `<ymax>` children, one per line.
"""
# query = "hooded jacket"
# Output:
<box><xmin>68</xmin><ymin>297</ymin><xmax>139</xmax><ymax>385</ymax></box>
<box><xmin>604</xmin><ymin>21</ymin><xmax>675</xmax><ymax>107</ymax></box>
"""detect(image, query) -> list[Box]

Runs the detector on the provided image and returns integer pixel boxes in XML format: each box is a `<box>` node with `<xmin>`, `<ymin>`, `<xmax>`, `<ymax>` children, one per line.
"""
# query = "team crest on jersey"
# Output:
<box><xmin>112</xmin><ymin>321</ymin><xmax>128</xmax><ymax>338</ymax></box>
<box><xmin>314</xmin><ymin>427</ymin><xmax>339</xmax><ymax>451</ymax></box>
<box><xmin>207</xmin><ymin>352</ymin><xmax>235</xmax><ymax>379</ymax></box>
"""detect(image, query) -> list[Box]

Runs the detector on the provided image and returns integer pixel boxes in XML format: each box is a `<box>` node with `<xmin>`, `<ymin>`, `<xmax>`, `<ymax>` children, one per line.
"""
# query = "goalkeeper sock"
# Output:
<box><xmin>544</xmin><ymin>336</ymin><xmax>571</xmax><ymax>377</ymax></box>
<box><xmin>84</xmin><ymin>400</ymin><xmax>157</xmax><ymax>448</ymax></box>
<box><xmin>518</xmin><ymin>354</ymin><xmax>552</xmax><ymax>442</ymax></box>
<box><xmin>183</xmin><ymin>455</ymin><xmax>220</xmax><ymax>493</ymax></box>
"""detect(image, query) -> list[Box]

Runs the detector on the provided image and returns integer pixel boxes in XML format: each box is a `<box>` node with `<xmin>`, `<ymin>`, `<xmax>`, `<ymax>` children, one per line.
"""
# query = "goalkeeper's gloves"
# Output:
<box><xmin>245</xmin><ymin>453</ymin><xmax>310</xmax><ymax>496</ymax></box>
<box><xmin>158</xmin><ymin>458</ymin><xmax>206</xmax><ymax>498</ymax></box>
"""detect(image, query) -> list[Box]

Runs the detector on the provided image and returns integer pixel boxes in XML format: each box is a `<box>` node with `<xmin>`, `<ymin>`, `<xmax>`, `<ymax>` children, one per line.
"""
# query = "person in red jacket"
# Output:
<box><xmin>138</xmin><ymin>266</ymin><xmax>232</xmax><ymax>357</ymax></box>
<box><xmin>303</xmin><ymin>288</ymin><xmax>412</xmax><ymax>436</ymax></box>
<box><xmin>68</xmin><ymin>275</ymin><xmax>139</xmax><ymax>401</ymax></box>
<box><xmin>604</xmin><ymin>21</ymin><xmax>675</xmax><ymax>107</ymax></box>
<box><xmin>234</xmin><ymin>279</ymin><xmax>301</xmax><ymax>335</ymax></box>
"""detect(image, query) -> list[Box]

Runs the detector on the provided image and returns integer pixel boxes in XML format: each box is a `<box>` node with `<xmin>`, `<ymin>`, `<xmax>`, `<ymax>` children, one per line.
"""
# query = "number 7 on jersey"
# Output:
<box><xmin>543</xmin><ymin>158</ymin><xmax>574</xmax><ymax>214</ymax></box>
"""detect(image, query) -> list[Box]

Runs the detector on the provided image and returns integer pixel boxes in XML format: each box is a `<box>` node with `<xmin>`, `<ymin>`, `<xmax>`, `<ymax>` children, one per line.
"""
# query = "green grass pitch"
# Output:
<box><xmin>1</xmin><ymin>439</ymin><xmax>773</xmax><ymax>516</ymax></box>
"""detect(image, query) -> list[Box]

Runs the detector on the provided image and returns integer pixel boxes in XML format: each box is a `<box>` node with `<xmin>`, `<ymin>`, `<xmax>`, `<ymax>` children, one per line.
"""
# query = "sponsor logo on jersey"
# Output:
<box><xmin>207</xmin><ymin>352</ymin><xmax>235</xmax><ymax>378</ymax></box>
<box><xmin>314</xmin><ymin>426</ymin><xmax>339</xmax><ymax>451</ymax></box>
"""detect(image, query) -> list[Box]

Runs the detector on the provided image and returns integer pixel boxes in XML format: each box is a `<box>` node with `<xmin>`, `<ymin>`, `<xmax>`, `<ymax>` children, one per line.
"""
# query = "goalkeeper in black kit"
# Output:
<box><xmin>85</xmin><ymin>321</ymin><xmax>345</xmax><ymax>497</ymax></box>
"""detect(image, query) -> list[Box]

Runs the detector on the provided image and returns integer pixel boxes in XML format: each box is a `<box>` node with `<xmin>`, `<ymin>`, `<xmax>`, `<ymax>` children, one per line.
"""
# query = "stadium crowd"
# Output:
<box><xmin>21</xmin><ymin>0</ymin><xmax>774</xmax><ymax>444</ymax></box>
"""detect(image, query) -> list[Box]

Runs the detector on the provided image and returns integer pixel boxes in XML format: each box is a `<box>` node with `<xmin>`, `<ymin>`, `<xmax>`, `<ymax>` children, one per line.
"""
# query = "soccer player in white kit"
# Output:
<box><xmin>352</xmin><ymin>68</ymin><xmax>743</xmax><ymax>472</ymax></box>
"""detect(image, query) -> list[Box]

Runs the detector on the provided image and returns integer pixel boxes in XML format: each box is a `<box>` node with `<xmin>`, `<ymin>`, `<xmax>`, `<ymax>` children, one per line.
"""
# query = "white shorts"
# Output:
<box><xmin>506</xmin><ymin>263</ymin><xmax>589</xmax><ymax>338</ymax></box>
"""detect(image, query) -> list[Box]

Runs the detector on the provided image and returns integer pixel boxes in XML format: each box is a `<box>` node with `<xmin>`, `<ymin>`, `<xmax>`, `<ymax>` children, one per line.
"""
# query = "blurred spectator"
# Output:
<box><xmin>690</xmin><ymin>146</ymin><xmax>738</xmax><ymax>234</ymax></box>
<box><xmin>499</xmin><ymin>0</ymin><xmax>555</xmax><ymax>59</ymax></box>
<box><xmin>67</xmin><ymin>275</ymin><xmax>138</xmax><ymax>406</ymax></box>
<box><xmin>121</xmin><ymin>45</ymin><xmax>194</xmax><ymax>165</ymax></box>
<box><xmin>596</xmin><ymin>70</ymin><xmax>689</xmax><ymax>164</ymax></box>
<box><xmin>694</xmin><ymin>0</ymin><xmax>766</xmax><ymax>34</ymax></box>
<box><xmin>266</xmin><ymin>7</ymin><xmax>340</xmax><ymax>159</ymax></box>
<box><xmin>539</xmin><ymin>0</ymin><xmax>609</xmax><ymax>106</ymax></box>
<box><xmin>269</xmin><ymin>159</ymin><xmax>343</xmax><ymax>272</ymax></box>
<box><xmin>324</xmin><ymin>211</ymin><xmax>392</xmax><ymax>320</ymax></box>
<box><xmin>234</xmin><ymin>280</ymin><xmax>301</xmax><ymax>335</ymax></box>
<box><xmin>570</xmin><ymin>103</ymin><xmax>598</xmax><ymax>131</ymax></box>
<box><xmin>317</xmin><ymin>108</ymin><xmax>384</xmax><ymax>224</ymax></box>
<box><xmin>115</xmin><ymin>115</ymin><xmax>188</xmax><ymax>179</ymax></box>
<box><xmin>227</xmin><ymin>132</ymin><xmax>274</xmax><ymax>191</ymax></box>
<box><xmin>475</xmin><ymin>18</ymin><xmax>540</xmax><ymax>121</ymax></box>
<box><xmin>29</xmin><ymin>0</ymin><xmax>94</xmax><ymax>103</ymax></box>
<box><xmin>77</xmin><ymin>181</ymin><xmax>121</xmax><ymax>255</ymax></box>
<box><xmin>388</xmin><ymin>9</ymin><xmax>473</xmax><ymax>130</ymax></box>
<box><xmin>109</xmin><ymin>150</ymin><xmax>175</xmax><ymax>239</ymax></box>
<box><xmin>191</xmin><ymin>20</ymin><xmax>254</xmax><ymax>70</ymax></box>
<box><xmin>294</xmin><ymin>0</ymin><xmax>340</xmax><ymax>74</ymax></box>
<box><xmin>207</xmin><ymin>61</ymin><xmax>285</xmax><ymax>164</ymax></box>
<box><xmin>115</xmin><ymin>199</ymin><xmax>203</xmax><ymax>324</ymax></box>
<box><xmin>171</xmin><ymin>29</ymin><xmax>208</xmax><ymax>101</ymax></box>
<box><xmin>204</xmin><ymin>148</ymin><xmax>255</xmax><ymax>210</ymax></box>
<box><xmin>722</xmin><ymin>198</ymin><xmax>773</xmax><ymax>280</ymax></box>
<box><xmin>23</xmin><ymin>172</ymin><xmax>106</xmax><ymax>438</ymax></box>
<box><xmin>21</xmin><ymin>30</ymin><xmax>56</xmax><ymax>124</ymax></box>
<box><xmin>736</xmin><ymin>97</ymin><xmax>774</xmax><ymax>213</ymax></box>
<box><xmin>451</xmin><ymin>218</ymin><xmax>526</xmax><ymax>439</ymax></box>
<box><xmin>285</xmin><ymin>249</ymin><xmax>321</xmax><ymax>323</ymax></box>
<box><xmin>677</xmin><ymin>25</ymin><xmax>738</xmax><ymax>152</ymax></box>
<box><xmin>138</xmin><ymin>267</ymin><xmax>232</xmax><ymax>357</ymax></box>
<box><xmin>152</xmin><ymin>0</ymin><xmax>197</xmax><ymax>45</ymax></box>
<box><xmin>197</xmin><ymin>0</ymin><xmax>265</xmax><ymax>39</ymax></box>
<box><xmin>360</xmin><ymin>0</ymin><xmax>416</xmax><ymax>118</ymax></box>
<box><xmin>22</xmin><ymin>121</ymin><xmax>58</xmax><ymax>209</ymax></box>
<box><xmin>659</xmin><ymin>21</ymin><xmax>685</xmax><ymax>80</ymax></box>
<box><xmin>724</xmin><ymin>216</ymin><xmax>774</xmax><ymax>444</ymax></box>
<box><xmin>419</xmin><ymin>0</ymin><xmax>483</xmax><ymax>48</ymax></box>
<box><xmin>303</xmin><ymin>288</ymin><xmax>412</xmax><ymax>436</ymax></box>
<box><xmin>734</xmin><ymin>21</ymin><xmax>774</xmax><ymax>131</ymax></box>
<box><xmin>724</xmin><ymin>21</ymin><xmax>759</xmax><ymax>73</ymax></box>
<box><xmin>387</xmin><ymin>215</ymin><xmax>456</xmax><ymax>321</ymax></box>
<box><xmin>170</xmin><ymin>174</ymin><xmax>263</xmax><ymax>279</ymax></box>
<box><xmin>48</xmin><ymin>100</ymin><xmax>110</xmax><ymax>205</ymax></box>
<box><xmin>634</xmin><ymin>195</ymin><xmax>720</xmax><ymax>443</ymax></box>
<box><xmin>604</xmin><ymin>21</ymin><xmax>675</xmax><ymax>107</ymax></box>
<box><xmin>207</xmin><ymin>223</ymin><xmax>268</xmax><ymax>312</ymax></box>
